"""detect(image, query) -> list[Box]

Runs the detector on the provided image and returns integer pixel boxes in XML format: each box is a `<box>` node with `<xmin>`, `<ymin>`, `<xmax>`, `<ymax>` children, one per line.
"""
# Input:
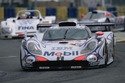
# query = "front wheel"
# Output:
<box><xmin>20</xmin><ymin>51</ymin><xmax>29</xmax><ymax>71</ymax></box>
<box><xmin>104</xmin><ymin>44</ymin><xmax>108</xmax><ymax>67</ymax></box>
<box><xmin>123</xmin><ymin>18</ymin><xmax>125</xmax><ymax>31</ymax></box>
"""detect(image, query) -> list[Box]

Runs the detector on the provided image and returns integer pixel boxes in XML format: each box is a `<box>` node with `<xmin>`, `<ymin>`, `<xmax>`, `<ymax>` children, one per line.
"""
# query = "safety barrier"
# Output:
<box><xmin>46</xmin><ymin>7</ymin><xmax>56</xmax><ymax>16</ymax></box>
<box><xmin>0</xmin><ymin>6</ymin><xmax>125</xmax><ymax>21</ymax></box>
<box><xmin>97</xmin><ymin>7</ymin><xmax>106</xmax><ymax>10</ymax></box>
<box><xmin>78</xmin><ymin>7</ymin><xmax>88</xmax><ymax>19</ymax></box>
<box><xmin>36</xmin><ymin>7</ymin><xmax>46</xmax><ymax>16</ymax></box>
<box><xmin>57</xmin><ymin>6</ymin><xmax>67</xmax><ymax>21</ymax></box>
<box><xmin>0</xmin><ymin>7</ymin><xmax>4</xmax><ymax>21</ymax></box>
<box><xmin>67</xmin><ymin>7</ymin><xmax>77</xmax><ymax>18</ymax></box>
<box><xmin>4</xmin><ymin>6</ymin><xmax>16</xmax><ymax>19</ymax></box>
<box><xmin>117</xmin><ymin>6</ymin><xmax>125</xmax><ymax>16</ymax></box>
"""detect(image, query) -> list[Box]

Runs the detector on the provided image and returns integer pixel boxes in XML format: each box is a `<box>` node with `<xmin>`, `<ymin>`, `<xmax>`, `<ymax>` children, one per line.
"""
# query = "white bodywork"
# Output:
<box><xmin>80</xmin><ymin>10</ymin><xmax>125</xmax><ymax>31</ymax></box>
<box><xmin>0</xmin><ymin>10</ymin><xmax>56</xmax><ymax>38</ymax></box>
<box><xmin>20</xmin><ymin>22</ymin><xmax>115</xmax><ymax>70</ymax></box>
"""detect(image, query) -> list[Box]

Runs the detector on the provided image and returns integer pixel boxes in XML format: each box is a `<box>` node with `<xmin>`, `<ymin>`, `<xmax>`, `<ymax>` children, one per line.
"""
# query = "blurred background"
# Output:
<box><xmin>0</xmin><ymin>0</ymin><xmax>125</xmax><ymax>21</ymax></box>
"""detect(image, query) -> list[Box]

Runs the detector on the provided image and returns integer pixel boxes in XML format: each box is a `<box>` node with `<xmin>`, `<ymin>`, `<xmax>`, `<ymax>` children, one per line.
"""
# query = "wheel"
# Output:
<box><xmin>20</xmin><ymin>50</ymin><xmax>28</xmax><ymax>71</ymax></box>
<box><xmin>123</xmin><ymin>18</ymin><xmax>125</xmax><ymax>31</ymax></box>
<box><xmin>20</xmin><ymin>50</ymin><xmax>35</xmax><ymax>71</ymax></box>
<box><xmin>104</xmin><ymin>43</ymin><xmax>108</xmax><ymax>66</ymax></box>
<box><xmin>112</xmin><ymin>35</ymin><xmax>115</xmax><ymax>59</ymax></box>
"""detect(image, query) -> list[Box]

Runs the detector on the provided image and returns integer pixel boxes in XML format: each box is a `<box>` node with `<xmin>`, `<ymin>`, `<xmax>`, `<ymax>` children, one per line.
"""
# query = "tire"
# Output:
<box><xmin>20</xmin><ymin>51</ymin><xmax>28</xmax><ymax>71</ymax></box>
<box><xmin>112</xmin><ymin>35</ymin><xmax>115</xmax><ymax>59</ymax></box>
<box><xmin>104</xmin><ymin>43</ymin><xmax>108</xmax><ymax>67</ymax></box>
<box><xmin>123</xmin><ymin>18</ymin><xmax>125</xmax><ymax>31</ymax></box>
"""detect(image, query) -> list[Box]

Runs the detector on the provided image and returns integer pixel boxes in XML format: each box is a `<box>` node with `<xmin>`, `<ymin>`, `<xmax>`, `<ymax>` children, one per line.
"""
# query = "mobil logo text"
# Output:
<box><xmin>44</xmin><ymin>51</ymin><xmax>79</xmax><ymax>56</ymax></box>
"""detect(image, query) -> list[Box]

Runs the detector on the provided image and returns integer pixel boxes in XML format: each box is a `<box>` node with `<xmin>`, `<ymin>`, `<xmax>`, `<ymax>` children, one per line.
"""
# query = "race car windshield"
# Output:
<box><xmin>43</xmin><ymin>28</ymin><xmax>89</xmax><ymax>40</ymax></box>
<box><xmin>84</xmin><ymin>12</ymin><xmax>104</xmax><ymax>20</ymax></box>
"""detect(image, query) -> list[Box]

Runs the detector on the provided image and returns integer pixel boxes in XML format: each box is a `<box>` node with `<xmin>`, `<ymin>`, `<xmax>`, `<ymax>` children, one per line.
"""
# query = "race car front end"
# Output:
<box><xmin>0</xmin><ymin>20</ymin><xmax>17</xmax><ymax>38</ymax></box>
<box><xmin>20</xmin><ymin>21</ymin><xmax>114</xmax><ymax>70</ymax></box>
<box><xmin>20</xmin><ymin>36</ymin><xmax>107</xmax><ymax>70</ymax></box>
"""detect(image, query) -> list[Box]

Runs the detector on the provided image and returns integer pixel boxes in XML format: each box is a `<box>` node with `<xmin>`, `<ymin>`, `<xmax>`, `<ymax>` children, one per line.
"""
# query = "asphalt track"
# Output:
<box><xmin>0</xmin><ymin>31</ymin><xmax>125</xmax><ymax>83</ymax></box>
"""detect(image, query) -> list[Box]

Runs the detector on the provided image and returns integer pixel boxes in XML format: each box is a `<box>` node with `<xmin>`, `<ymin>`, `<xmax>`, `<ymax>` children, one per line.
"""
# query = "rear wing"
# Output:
<box><xmin>79</xmin><ymin>22</ymin><xmax>115</xmax><ymax>31</ymax></box>
<box><xmin>37</xmin><ymin>23</ymin><xmax>52</xmax><ymax>28</ymax></box>
<box><xmin>79</xmin><ymin>22</ymin><xmax>115</xmax><ymax>27</ymax></box>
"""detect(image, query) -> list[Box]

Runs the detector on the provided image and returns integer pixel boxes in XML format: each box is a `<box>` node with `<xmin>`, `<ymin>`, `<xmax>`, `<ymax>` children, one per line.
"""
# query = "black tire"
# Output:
<box><xmin>20</xmin><ymin>51</ymin><xmax>28</xmax><ymax>71</ymax></box>
<box><xmin>104</xmin><ymin>43</ymin><xmax>108</xmax><ymax>66</ymax></box>
<box><xmin>20</xmin><ymin>50</ymin><xmax>35</xmax><ymax>71</ymax></box>
<box><xmin>123</xmin><ymin>18</ymin><xmax>125</xmax><ymax>31</ymax></box>
<box><xmin>112</xmin><ymin>35</ymin><xmax>115</xmax><ymax>59</ymax></box>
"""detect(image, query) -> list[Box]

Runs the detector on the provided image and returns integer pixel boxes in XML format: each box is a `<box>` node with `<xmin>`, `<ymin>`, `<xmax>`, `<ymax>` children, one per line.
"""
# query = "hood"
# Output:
<box><xmin>40</xmin><ymin>40</ymin><xmax>87</xmax><ymax>61</ymax></box>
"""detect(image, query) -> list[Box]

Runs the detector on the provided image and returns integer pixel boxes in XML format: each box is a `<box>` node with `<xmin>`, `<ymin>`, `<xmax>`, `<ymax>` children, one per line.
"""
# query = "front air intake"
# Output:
<box><xmin>59</xmin><ymin>21</ymin><xmax>76</xmax><ymax>27</ymax></box>
<box><xmin>59</xmin><ymin>41</ymin><xmax>68</xmax><ymax>44</ymax></box>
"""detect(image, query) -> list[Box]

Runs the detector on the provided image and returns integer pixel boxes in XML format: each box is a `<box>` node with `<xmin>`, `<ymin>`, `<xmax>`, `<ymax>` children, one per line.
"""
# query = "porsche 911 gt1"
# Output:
<box><xmin>20</xmin><ymin>21</ymin><xmax>115</xmax><ymax>70</ymax></box>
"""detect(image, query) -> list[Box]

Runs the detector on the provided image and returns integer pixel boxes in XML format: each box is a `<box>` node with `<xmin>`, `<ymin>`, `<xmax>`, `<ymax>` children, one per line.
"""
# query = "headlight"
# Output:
<box><xmin>27</xmin><ymin>41</ymin><xmax>42</xmax><ymax>55</ymax></box>
<box><xmin>81</xmin><ymin>41</ymin><xmax>97</xmax><ymax>54</ymax></box>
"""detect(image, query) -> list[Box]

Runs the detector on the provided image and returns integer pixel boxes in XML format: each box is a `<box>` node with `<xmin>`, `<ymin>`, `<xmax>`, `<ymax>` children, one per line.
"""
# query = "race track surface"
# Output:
<box><xmin>0</xmin><ymin>31</ymin><xmax>125</xmax><ymax>83</ymax></box>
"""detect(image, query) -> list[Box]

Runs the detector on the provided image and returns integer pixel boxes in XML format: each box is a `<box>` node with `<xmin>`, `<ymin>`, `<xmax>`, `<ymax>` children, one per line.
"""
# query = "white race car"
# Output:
<box><xmin>0</xmin><ymin>10</ymin><xmax>56</xmax><ymax>38</ymax></box>
<box><xmin>20</xmin><ymin>21</ymin><xmax>115</xmax><ymax>70</ymax></box>
<box><xmin>80</xmin><ymin>10</ymin><xmax>125</xmax><ymax>31</ymax></box>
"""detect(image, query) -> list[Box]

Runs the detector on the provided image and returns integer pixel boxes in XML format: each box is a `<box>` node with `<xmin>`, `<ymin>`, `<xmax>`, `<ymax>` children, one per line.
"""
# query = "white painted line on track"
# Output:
<box><xmin>0</xmin><ymin>56</ymin><xmax>17</xmax><ymax>59</ymax></box>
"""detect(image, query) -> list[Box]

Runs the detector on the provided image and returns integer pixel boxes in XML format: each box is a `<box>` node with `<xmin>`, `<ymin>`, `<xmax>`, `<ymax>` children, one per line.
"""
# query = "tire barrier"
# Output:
<box><xmin>36</xmin><ymin>7</ymin><xmax>46</xmax><ymax>16</ymax></box>
<box><xmin>46</xmin><ymin>7</ymin><xmax>56</xmax><ymax>16</ymax></box>
<box><xmin>57</xmin><ymin>6</ymin><xmax>67</xmax><ymax>21</ymax></box>
<box><xmin>107</xmin><ymin>6</ymin><xmax>118</xmax><ymax>16</ymax></box>
<box><xmin>4</xmin><ymin>6</ymin><xmax>16</xmax><ymax>19</ymax></box>
<box><xmin>117</xmin><ymin>6</ymin><xmax>125</xmax><ymax>16</ymax></box>
<box><xmin>78</xmin><ymin>7</ymin><xmax>88</xmax><ymax>19</ymax></box>
<box><xmin>0</xmin><ymin>7</ymin><xmax>4</xmax><ymax>20</ymax></box>
<box><xmin>68</xmin><ymin>7</ymin><xmax>78</xmax><ymax>18</ymax></box>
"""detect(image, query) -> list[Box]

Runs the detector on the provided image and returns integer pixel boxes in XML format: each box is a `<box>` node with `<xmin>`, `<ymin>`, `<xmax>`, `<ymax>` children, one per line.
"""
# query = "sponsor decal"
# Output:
<box><xmin>44</xmin><ymin>51</ymin><xmax>79</xmax><ymax>56</ymax></box>
<box><xmin>18</xmin><ymin>26</ymin><xmax>34</xmax><ymax>30</ymax></box>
